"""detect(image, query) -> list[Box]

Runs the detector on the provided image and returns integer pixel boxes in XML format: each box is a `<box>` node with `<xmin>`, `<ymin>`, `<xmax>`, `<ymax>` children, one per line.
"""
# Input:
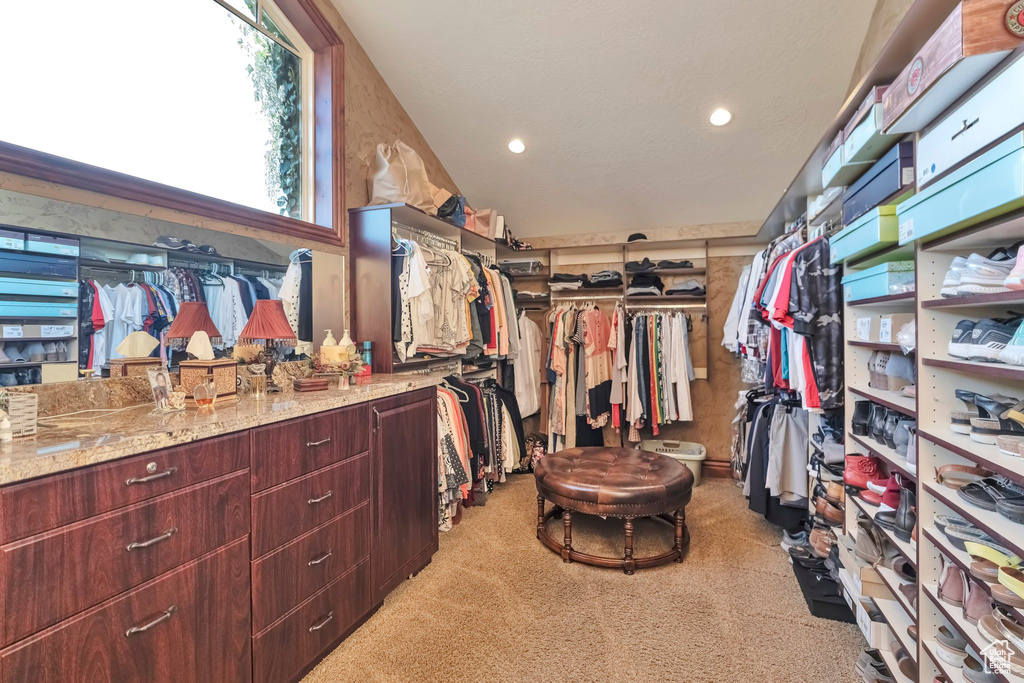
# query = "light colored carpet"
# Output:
<box><xmin>304</xmin><ymin>475</ymin><xmax>863</xmax><ymax>683</ymax></box>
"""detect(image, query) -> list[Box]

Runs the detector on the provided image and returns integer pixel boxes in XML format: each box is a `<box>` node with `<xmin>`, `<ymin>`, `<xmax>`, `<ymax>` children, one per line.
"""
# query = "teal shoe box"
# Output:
<box><xmin>830</xmin><ymin>206</ymin><xmax>898</xmax><ymax>265</ymax></box>
<box><xmin>0</xmin><ymin>301</ymin><xmax>77</xmax><ymax>318</ymax></box>
<box><xmin>841</xmin><ymin>261</ymin><xmax>914</xmax><ymax>302</ymax></box>
<box><xmin>0</xmin><ymin>277</ymin><xmax>77</xmax><ymax>298</ymax></box>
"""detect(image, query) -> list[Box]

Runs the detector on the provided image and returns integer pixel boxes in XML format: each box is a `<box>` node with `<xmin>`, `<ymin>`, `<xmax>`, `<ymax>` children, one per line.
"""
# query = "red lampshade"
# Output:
<box><xmin>239</xmin><ymin>300</ymin><xmax>297</xmax><ymax>347</ymax></box>
<box><xmin>164</xmin><ymin>302</ymin><xmax>222</xmax><ymax>349</ymax></box>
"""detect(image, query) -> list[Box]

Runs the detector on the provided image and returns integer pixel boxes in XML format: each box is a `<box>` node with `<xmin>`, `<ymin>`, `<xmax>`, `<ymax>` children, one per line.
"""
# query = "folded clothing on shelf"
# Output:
<box><xmin>657</xmin><ymin>259</ymin><xmax>693</xmax><ymax>270</ymax></box>
<box><xmin>665</xmin><ymin>278</ymin><xmax>705</xmax><ymax>296</ymax></box>
<box><xmin>625</xmin><ymin>258</ymin><xmax>656</xmax><ymax>273</ymax></box>
<box><xmin>583</xmin><ymin>270</ymin><xmax>622</xmax><ymax>288</ymax></box>
<box><xmin>549</xmin><ymin>272</ymin><xmax>586</xmax><ymax>290</ymax></box>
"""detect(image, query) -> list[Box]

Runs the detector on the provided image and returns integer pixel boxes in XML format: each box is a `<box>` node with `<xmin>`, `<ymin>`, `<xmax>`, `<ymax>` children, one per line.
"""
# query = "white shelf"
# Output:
<box><xmin>918</xmin><ymin>428</ymin><xmax>1024</xmax><ymax>482</ymax></box>
<box><xmin>924</xmin><ymin>640</ymin><xmax>965</xmax><ymax>683</ymax></box>
<box><xmin>872</xmin><ymin>595</ymin><xmax>918</xmax><ymax>665</ymax></box>
<box><xmin>878</xmin><ymin>645</ymin><xmax>915</xmax><ymax>683</ymax></box>
<box><xmin>876</xmin><ymin>564</ymin><xmax>917</xmax><ymax>621</ymax></box>
<box><xmin>849</xmin><ymin>385</ymin><xmax>917</xmax><ymax>417</ymax></box>
<box><xmin>925</xmin><ymin>481</ymin><xmax>1024</xmax><ymax>562</ymax></box>
<box><xmin>849</xmin><ymin>433</ymin><xmax>917</xmax><ymax>481</ymax></box>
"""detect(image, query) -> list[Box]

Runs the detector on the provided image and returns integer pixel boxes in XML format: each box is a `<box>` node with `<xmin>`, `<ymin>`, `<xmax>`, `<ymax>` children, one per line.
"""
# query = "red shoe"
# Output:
<box><xmin>844</xmin><ymin>454</ymin><xmax>886</xmax><ymax>489</ymax></box>
<box><xmin>860</xmin><ymin>490</ymin><xmax>883</xmax><ymax>505</ymax></box>
<box><xmin>879</xmin><ymin>473</ymin><xmax>912</xmax><ymax>512</ymax></box>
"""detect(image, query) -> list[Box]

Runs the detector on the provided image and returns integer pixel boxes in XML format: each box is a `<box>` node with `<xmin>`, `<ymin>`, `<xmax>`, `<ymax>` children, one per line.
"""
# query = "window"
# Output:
<box><xmin>0</xmin><ymin>0</ymin><xmax>333</xmax><ymax>226</ymax></box>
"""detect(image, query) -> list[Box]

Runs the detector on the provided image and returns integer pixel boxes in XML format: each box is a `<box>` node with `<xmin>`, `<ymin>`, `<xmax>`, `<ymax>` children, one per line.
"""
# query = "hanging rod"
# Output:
<box><xmin>626</xmin><ymin>303</ymin><xmax>706</xmax><ymax>311</ymax></box>
<box><xmin>550</xmin><ymin>293</ymin><xmax>623</xmax><ymax>301</ymax></box>
<box><xmin>391</xmin><ymin>221</ymin><xmax>457</xmax><ymax>250</ymax></box>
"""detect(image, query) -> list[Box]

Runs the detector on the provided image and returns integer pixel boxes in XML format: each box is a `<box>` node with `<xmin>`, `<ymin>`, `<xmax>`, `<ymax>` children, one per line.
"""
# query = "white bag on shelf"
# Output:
<box><xmin>366</xmin><ymin>140</ymin><xmax>435</xmax><ymax>214</ymax></box>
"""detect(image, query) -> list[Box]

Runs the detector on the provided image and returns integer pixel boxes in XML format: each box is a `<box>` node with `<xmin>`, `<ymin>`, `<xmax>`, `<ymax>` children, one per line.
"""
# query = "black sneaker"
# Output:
<box><xmin>969</xmin><ymin>319</ymin><xmax>1021</xmax><ymax>362</ymax></box>
<box><xmin>948</xmin><ymin>319</ymin><xmax>976</xmax><ymax>359</ymax></box>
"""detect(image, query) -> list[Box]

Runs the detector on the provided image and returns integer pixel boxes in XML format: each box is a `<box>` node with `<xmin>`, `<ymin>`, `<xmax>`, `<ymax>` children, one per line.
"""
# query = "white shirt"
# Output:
<box><xmin>722</xmin><ymin>264</ymin><xmax>751</xmax><ymax>352</ymax></box>
<box><xmin>106</xmin><ymin>283</ymin><xmax>147</xmax><ymax>359</ymax></box>
<box><xmin>92</xmin><ymin>283</ymin><xmax>114</xmax><ymax>370</ymax></box>
<box><xmin>513</xmin><ymin>312</ymin><xmax>542</xmax><ymax>417</ymax></box>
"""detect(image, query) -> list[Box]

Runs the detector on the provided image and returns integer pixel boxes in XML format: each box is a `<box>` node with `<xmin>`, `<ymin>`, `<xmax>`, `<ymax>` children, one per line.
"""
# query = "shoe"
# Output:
<box><xmin>964</xmin><ymin>578</ymin><xmax>993</xmax><ymax>625</ymax></box>
<box><xmin>971</xmin><ymin>558</ymin><xmax>1001</xmax><ymax>583</ymax></box>
<box><xmin>945</xmin><ymin>524</ymin><xmax>991</xmax><ymax>552</ymax></box>
<box><xmin>844</xmin><ymin>454</ymin><xmax>886</xmax><ymax>490</ymax></box>
<box><xmin>855</xmin><ymin>518</ymin><xmax>884</xmax><ymax>564</ymax></box>
<box><xmin>934</xmin><ymin>513</ymin><xmax>969</xmax><ymax>533</ymax></box>
<box><xmin>969</xmin><ymin>394</ymin><xmax>1024</xmax><ymax>444</ymax></box>
<box><xmin>963</xmin><ymin>538</ymin><xmax>1023</xmax><ymax>567</ymax></box>
<box><xmin>0</xmin><ymin>372</ymin><xmax>15</xmax><ymax>387</ymax></box>
<box><xmin>4</xmin><ymin>344</ymin><xmax>26</xmax><ymax>362</ymax></box>
<box><xmin>949</xmin><ymin>319</ymin><xmax>977</xmax><ymax>358</ymax></box>
<box><xmin>855</xmin><ymin>649</ymin><xmax>894</xmax><ymax>682</ymax></box>
<box><xmin>42</xmin><ymin>342</ymin><xmax>58</xmax><ymax>362</ymax></box>
<box><xmin>877</xmin><ymin>484</ymin><xmax>916</xmax><ymax>542</ymax></box>
<box><xmin>996</xmin><ymin>494</ymin><xmax>1024</xmax><ymax>524</ymax></box>
<box><xmin>936</xmin><ymin>464</ymin><xmax>992</xmax><ymax>489</ymax></box>
<box><xmin>939</xmin><ymin>562</ymin><xmax>970</xmax><ymax>607</ymax></box>
<box><xmin>0</xmin><ymin>343</ymin><xmax>8</xmax><ymax>364</ymax></box>
<box><xmin>813</xmin><ymin>495</ymin><xmax>844</xmax><ymax>526</ymax></box>
<box><xmin>958</xmin><ymin>250</ymin><xmax>1017</xmax><ymax>294</ymax></box>
<box><xmin>893</xmin><ymin>418</ymin><xmax>916</xmax><ymax>456</ymax></box>
<box><xmin>56</xmin><ymin>341</ymin><xmax>67</xmax><ymax>362</ymax></box>
<box><xmin>969</xmin><ymin>318</ymin><xmax>1021</xmax><ymax>362</ymax></box>
<box><xmin>942</xmin><ymin>256</ymin><xmax>970</xmax><ymax>297</ymax></box>
<box><xmin>893</xmin><ymin>642</ymin><xmax>917</xmax><ymax>680</ymax></box>
<box><xmin>23</xmin><ymin>342</ymin><xmax>45</xmax><ymax>362</ymax></box>
<box><xmin>899</xmin><ymin>582</ymin><xmax>918</xmax><ymax>611</ymax></box>
<box><xmin>964</xmin><ymin>650</ymin><xmax>1000</xmax><ymax>682</ymax></box>
<box><xmin>870</xmin><ymin>403</ymin><xmax>888</xmax><ymax>444</ymax></box>
<box><xmin>997</xmin><ymin>434</ymin><xmax>1024</xmax><ymax>457</ymax></box>
<box><xmin>1005</xmin><ymin>244</ymin><xmax>1024</xmax><ymax>290</ymax></box>
<box><xmin>884</xmin><ymin>353</ymin><xmax>915</xmax><ymax>391</ymax></box>
<box><xmin>1000</xmin><ymin>320</ymin><xmax>1024</xmax><ymax>366</ymax></box>
<box><xmin>883</xmin><ymin>410</ymin><xmax>901</xmax><ymax>449</ymax></box>
<box><xmin>870</xmin><ymin>352</ymin><xmax>892</xmax><ymax>391</ymax></box>
<box><xmin>997</xmin><ymin>566</ymin><xmax>1024</xmax><ymax>604</ymax></box>
<box><xmin>958</xmin><ymin>476</ymin><xmax>1024</xmax><ymax>512</ymax></box>
<box><xmin>936</xmin><ymin>630</ymin><xmax>968</xmax><ymax>666</ymax></box>
<box><xmin>781</xmin><ymin>529</ymin><xmax>808</xmax><ymax>550</ymax></box>
<box><xmin>852</xmin><ymin>401</ymin><xmax>870</xmax><ymax>435</ymax></box>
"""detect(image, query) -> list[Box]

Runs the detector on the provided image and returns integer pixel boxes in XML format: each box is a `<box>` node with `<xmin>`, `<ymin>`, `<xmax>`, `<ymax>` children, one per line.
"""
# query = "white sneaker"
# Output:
<box><xmin>1000</xmin><ymin>320</ymin><xmax>1024</xmax><ymax>366</ymax></box>
<box><xmin>941</xmin><ymin>256</ymin><xmax>968</xmax><ymax>297</ymax></box>
<box><xmin>957</xmin><ymin>252</ymin><xmax>1015</xmax><ymax>294</ymax></box>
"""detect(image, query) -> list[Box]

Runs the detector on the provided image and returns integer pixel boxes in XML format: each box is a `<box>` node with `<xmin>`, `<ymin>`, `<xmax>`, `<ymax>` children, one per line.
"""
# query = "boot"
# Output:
<box><xmin>870</xmin><ymin>404</ymin><xmax>888</xmax><ymax>444</ymax></box>
<box><xmin>883</xmin><ymin>410</ymin><xmax>901</xmax><ymax>449</ymax></box>
<box><xmin>844</xmin><ymin>454</ymin><xmax>886</xmax><ymax>489</ymax></box>
<box><xmin>852</xmin><ymin>400</ymin><xmax>871</xmax><ymax>436</ymax></box>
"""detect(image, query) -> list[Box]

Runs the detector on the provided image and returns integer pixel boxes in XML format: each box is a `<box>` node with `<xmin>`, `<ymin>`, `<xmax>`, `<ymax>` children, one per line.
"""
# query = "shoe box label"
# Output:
<box><xmin>1</xmin><ymin>326</ymin><xmax>22</xmax><ymax>339</ymax></box>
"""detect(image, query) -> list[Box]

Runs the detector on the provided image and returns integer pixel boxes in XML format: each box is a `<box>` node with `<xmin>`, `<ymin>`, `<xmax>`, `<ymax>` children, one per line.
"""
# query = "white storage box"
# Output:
<box><xmin>640</xmin><ymin>440</ymin><xmax>707</xmax><ymax>485</ymax></box>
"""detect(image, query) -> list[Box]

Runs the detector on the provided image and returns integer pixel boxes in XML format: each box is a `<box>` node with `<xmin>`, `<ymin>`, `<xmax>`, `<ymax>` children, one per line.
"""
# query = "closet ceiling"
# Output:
<box><xmin>333</xmin><ymin>0</ymin><xmax>877</xmax><ymax>238</ymax></box>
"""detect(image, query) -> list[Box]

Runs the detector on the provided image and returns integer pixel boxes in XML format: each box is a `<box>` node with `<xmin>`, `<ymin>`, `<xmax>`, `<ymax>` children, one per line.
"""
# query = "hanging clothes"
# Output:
<box><xmin>513</xmin><ymin>310</ymin><xmax>542</xmax><ymax>417</ymax></box>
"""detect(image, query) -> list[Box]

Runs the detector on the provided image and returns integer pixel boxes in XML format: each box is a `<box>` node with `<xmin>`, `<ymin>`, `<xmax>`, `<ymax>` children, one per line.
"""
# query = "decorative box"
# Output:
<box><xmin>108</xmin><ymin>357</ymin><xmax>163</xmax><ymax>378</ymax></box>
<box><xmin>26</xmin><ymin>234</ymin><xmax>79</xmax><ymax>257</ymax></box>
<box><xmin>830</xmin><ymin>206</ymin><xmax>899</xmax><ymax>264</ymax></box>
<box><xmin>897</xmin><ymin>131</ymin><xmax>1024</xmax><ymax>245</ymax></box>
<box><xmin>917</xmin><ymin>50</ymin><xmax>1024</xmax><ymax>187</ymax></box>
<box><xmin>179</xmin><ymin>358</ymin><xmax>237</xmax><ymax>398</ymax></box>
<box><xmin>841</xmin><ymin>261</ymin><xmax>915</xmax><ymax>301</ymax></box>
<box><xmin>883</xmin><ymin>0</ymin><xmax>1022</xmax><ymax>134</ymax></box>
<box><xmin>843</xmin><ymin>142</ymin><xmax>915</xmax><ymax>225</ymax></box>
<box><xmin>0</xmin><ymin>228</ymin><xmax>25</xmax><ymax>252</ymax></box>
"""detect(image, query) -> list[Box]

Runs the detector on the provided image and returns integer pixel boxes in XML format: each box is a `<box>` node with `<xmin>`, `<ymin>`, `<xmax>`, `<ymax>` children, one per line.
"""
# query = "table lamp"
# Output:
<box><xmin>164</xmin><ymin>302</ymin><xmax>236</xmax><ymax>399</ymax></box>
<box><xmin>238</xmin><ymin>299</ymin><xmax>297</xmax><ymax>392</ymax></box>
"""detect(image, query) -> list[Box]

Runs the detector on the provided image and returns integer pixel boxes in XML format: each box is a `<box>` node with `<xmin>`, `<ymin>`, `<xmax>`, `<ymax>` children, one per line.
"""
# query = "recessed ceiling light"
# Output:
<box><xmin>709</xmin><ymin>108</ymin><xmax>732</xmax><ymax>126</ymax></box>
<box><xmin>507</xmin><ymin>138</ymin><xmax>525</xmax><ymax>154</ymax></box>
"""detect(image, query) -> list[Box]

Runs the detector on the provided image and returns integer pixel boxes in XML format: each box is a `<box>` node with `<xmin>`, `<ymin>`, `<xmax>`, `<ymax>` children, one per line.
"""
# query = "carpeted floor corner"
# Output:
<box><xmin>303</xmin><ymin>475</ymin><xmax>863</xmax><ymax>683</ymax></box>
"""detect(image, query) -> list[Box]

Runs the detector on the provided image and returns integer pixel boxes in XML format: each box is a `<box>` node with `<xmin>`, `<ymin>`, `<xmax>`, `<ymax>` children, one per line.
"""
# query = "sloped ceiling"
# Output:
<box><xmin>332</xmin><ymin>0</ymin><xmax>877</xmax><ymax>237</ymax></box>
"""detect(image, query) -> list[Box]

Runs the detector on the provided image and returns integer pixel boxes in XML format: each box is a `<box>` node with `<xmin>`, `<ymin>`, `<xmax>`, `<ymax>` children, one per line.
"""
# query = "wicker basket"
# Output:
<box><xmin>0</xmin><ymin>391</ymin><xmax>38</xmax><ymax>437</ymax></box>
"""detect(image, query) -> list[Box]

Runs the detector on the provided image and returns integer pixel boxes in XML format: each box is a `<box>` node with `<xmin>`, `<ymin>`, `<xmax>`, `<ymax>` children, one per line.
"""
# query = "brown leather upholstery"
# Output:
<box><xmin>535</xmin><ymin>447</ymin><xmax>693</xmax><ymax>518</ymax></box>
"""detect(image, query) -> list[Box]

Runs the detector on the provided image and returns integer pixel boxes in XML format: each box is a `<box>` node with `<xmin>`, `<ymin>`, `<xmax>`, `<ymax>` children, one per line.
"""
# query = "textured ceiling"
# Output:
<box><xmin>332</xmin><ymin>0</ymin><xmax>877</xmax><ymax>237</ymax></box>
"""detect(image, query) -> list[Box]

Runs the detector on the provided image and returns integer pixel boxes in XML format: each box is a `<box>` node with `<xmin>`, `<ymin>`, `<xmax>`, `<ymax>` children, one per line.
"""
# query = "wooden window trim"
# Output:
<box><xmin>0</xmin><ymin>0</ymin><xmax>345</xmax><ymax>248</ymax></box>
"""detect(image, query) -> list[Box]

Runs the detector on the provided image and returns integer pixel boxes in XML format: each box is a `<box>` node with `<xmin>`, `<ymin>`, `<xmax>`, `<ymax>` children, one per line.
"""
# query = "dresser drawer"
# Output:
<box><xmin>0</xmin><ymin>471</ymin><xmax>249</xmax><ymax>646</ymax></box>
<box><xmin>251</xmin><ymin>405</ymin><xmax>369</xmax><ymax>491</ymax></box>
<box><xmin>0</xmin><ymin>539</ymin><xmax>251</xmax><ymax>683</ymax></box>
<box><xmin>0</xmin><ymin>432</ymin><xmax>249</xmax><ymax>543</ymax></box>
<box><xmin>252</xmin><ymin>559</ymin><xmax>371</xmax><ymax>683</ymax></box>
<box><xmin>252</xmin><ymin>503</ymin><xmax>369</xmax><ymax>633</ymax></box>
<box><xmin>252</xmin><ymin>453</ymin><xmax>368</xmax><ymax>558</ymax></box>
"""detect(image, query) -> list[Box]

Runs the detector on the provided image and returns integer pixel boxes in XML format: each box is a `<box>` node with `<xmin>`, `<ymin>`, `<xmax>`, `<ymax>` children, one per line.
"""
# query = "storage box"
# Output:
<box><xmin>108</xmin><ymin>357</ymin><xmax>163</xmax><ymax>378</ymax></box>
<box><xmin>918</xmin><ymin>50</ymin><xmax>1024</xmax><ymax>186</ymax></box>
<box><xmin>5</xmin><ymin>324</ymin><xmax>75</xmax><ymax>339</ymax></box>
<box><xmin>830</xmin><ymin>206</ymin><xmax>899</xmax><ymax>264</ymax></box>
<box><xmin>0</xmin><ymin>228</ymin><xmax>25</xmax><ymax>252</ymax></box>
<box><xmin>897</xmin><ymin>131</ymin><xmax>1024</xmax><ymax>245</ymax></box>
<box><xmin>844</xmin><ymin>102</ymin><xmax>901</xmax><ymax>166</ymax></box>
<box><xmin>859</xmin><ymin>565</ymin><xmax>890</xmax><ymax>599</ymax></box>
<box><xmin>843</xmin><ymin>142</ymin><xmax>916</xmax><ymax>225</ymax></box>
<box><xmin>0</xmin><ymin>276</ymin><xmax>77</xmax><ymax>298</ymax></box>
<box><xmin>883</xmin><ymin>0</ymin><xmax>1022</xmax><ymax>134</ymax></box>
<box><xmin>640</xmin><ymin>440</ymin><xmax>707</xmax><ymax>485</ymax></box>
<box><xmin>841</xmin><ymin>262</ymin><xmax>915</xmax><ymax>302</ymax></box>
<box><xmin>179</xmin><ymin>358</ymin><xmax>237</xmax><ymax>399</ymax></box>
<box><xmin>0</xmin><ymin>252</ymin><xmax>77</xmax><ymax>279</ymax></box>
<box><xmin>854</xmin><ymin>316</ymin><xmax>880</xmax><ymax>342</ymax></box>
<box><xmin>879</xmin><ymin>313</ymin><xmax>915</xmax><ymax>343</ymax></box>
<box><xmin>856</xmin><ymin>598</ymin><xmax>892</xmax><ymax>650</ymax></box>
<box><xmin>0</xmin><ymin>300</ymin><xmax>77</xmax><ymax>318</ymax></box>
<box><xmin>26</xmin><ymin>234</ymin><xmax>79</xmax><ymax>257</ymax></box>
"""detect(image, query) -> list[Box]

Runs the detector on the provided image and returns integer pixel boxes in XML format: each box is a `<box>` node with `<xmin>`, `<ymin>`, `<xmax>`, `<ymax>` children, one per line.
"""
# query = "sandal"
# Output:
<box><xmin>951</xmin><ymin>390</ymin><xmax>1018</xmax><ymax>434</ymax></box>
<box><xmin>963</xmin><ymin>539</ymin><xmax>1023</xmax><ymax>567</ymax></box>
<box><xmin>935</xmin><ymin>464</ymin><xmax>991</xmax><ymax>489</ymax></box>
<box><xmin>970</xmin><ymin>394</ymin><xmax>1024</xmax><ymax>445</ymax></box>
<box><xmin>933</xmin><ymin>513</ymin><xmax>968</xmax><ymax>532</ymax></box>
<box><xmin>944</xmin><ymin>524</ymin><xmax>991</xmax><ymax>552</ymax></box>
<box><xmin>958</xmin><ymin>476</ymin><xmax>1024</xmax><ymax>512</ymax></box>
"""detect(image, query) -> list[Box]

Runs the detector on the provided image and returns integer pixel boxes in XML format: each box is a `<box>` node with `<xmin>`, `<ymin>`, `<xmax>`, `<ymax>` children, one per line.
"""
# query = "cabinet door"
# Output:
<box><xmin>370</xmin><ymin>388</ymin><xmax>438</xmax><ymax>603</ymax></box>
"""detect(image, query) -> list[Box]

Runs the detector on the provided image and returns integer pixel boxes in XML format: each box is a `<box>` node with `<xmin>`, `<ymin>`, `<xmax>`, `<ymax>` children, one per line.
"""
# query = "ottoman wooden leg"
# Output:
<box><xmin>536</xmin><ymin>495</ymin><xmax>545</xmax><ymax>539</ymax></box>
<box><xmin>562</xmin><ymin>511</ymin><xmax>573</xmax><ymax>563</ymax></box>
<box><xmin>674</xmin><ymin>509</ymin><xmax>686</xmax><ymax>562</ymax></box>
<box><xmin>623</xmin><ymin>518</ymin><xmax>635</xmax><ymax>575</ymax></box>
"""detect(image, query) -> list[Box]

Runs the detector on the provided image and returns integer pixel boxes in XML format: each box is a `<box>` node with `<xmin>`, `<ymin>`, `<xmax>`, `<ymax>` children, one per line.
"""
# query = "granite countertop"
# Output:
<box><xmin>0</xmin><ymin>373</ymin><xmax>446</xmax><ymax>486</ymax></box>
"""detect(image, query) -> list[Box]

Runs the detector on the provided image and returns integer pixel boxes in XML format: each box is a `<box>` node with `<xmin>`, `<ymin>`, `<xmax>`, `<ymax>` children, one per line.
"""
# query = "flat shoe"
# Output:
<box><xmin>1000</xmin><ymin>566</ymin><xmax>1024</xmax><ymax>600</ymax></box>
<box><xmin>997</xmin><ymin>496</ymin><xmax>1024</xmax><ymax>524</ymax></box>
<box><xmin>934</xmin><ymin>513</ymin><xmax>969</xmax><ymax>532</ymax></box>
<box><xmin>964</xmin><ymin>540</ymin><xmax>1023</xmax><ymax>567</ymax></box>
<box><xmin>936</xmin><ymin>464</ymin><xmax>991</xmax><ymax>489</ymax></box>
<box><xmin>971</xmin><ymin>558</ymin><xmax>1000</xmax><ymax>583</ymax></box>
<box><xmin>992</xmin><ymin>582</ymin><xmax>1024</xmax><ymax>608</ymax></box>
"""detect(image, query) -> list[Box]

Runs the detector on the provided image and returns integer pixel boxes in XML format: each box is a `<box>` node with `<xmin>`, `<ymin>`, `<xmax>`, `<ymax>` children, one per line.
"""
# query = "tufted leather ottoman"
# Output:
<box><xmin>534</xmin><ymin>447</ymin><xmax>694</xmax><ymax>574</ymax></box>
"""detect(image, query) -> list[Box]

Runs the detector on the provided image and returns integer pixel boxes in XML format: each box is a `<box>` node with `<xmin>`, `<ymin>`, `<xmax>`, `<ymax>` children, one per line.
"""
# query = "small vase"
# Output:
<box><xmin>339</xmin><ymin>376</ymin><xmax>351</xmax><ymax>391</ymax></box>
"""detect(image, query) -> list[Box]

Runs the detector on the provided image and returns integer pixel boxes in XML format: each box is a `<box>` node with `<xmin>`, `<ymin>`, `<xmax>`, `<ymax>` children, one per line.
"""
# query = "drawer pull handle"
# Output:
<box><xmin>308</xmin><ymin>490</ymin><xmax>333</xmax><ymax>505</ymax></box>
<box><xmin>126</xmin><ymin>527</ymin><xmax>178</xmax><ymax>552</ymax></box>
<box><xmin>373</xmin><ymin>407</ymin><xmax>381</xmax><ymax>433</ymax></box>
<box><xmin>125</xmin><ymin>467</ymin><xmax>177</xmax><ymax>486</ymax></box>
<box><xmin>306</xmin><ymin>437</ymin><xmax>332</xmax><ymax>448</ymax></box>
<box><xmin>309</xmin><ymin>611</ymin><xmax>334</xmax><ymax>633</ymax></box>
<box><xmin>125</xmin><ymin>605</ymin><xmax>176</xmax><ymax>637</ymax></box>
<box><xmin>308</xmin><ymin>549</ymin><xmax>333</xmax><ymax>566</ymax></box>
<box><xmin>951</xmin><ymin>117</ymin><xmax>979</xmax><ymax>141</ymax></box>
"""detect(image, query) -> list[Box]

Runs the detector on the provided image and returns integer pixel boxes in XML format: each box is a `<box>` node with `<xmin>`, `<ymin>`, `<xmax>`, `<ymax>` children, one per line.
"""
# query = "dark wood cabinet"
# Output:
<box><xmin>0</xmin><ymin>538</ymin><xmax>252</xmax><ymax>683</ymax></box>
<box><xmin>0</xmin><ymin>471</ymin><xmax>249</xmax><ymax>646</ymax></box>
<box><xmin>370</xmin><ymin>388</ymin><xmax>438</xmax><ymax>603</ymax></box>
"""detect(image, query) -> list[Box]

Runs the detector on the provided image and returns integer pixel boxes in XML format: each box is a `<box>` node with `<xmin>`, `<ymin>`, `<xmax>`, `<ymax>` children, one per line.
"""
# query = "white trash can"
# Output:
<box><xmin>640</xmin><ymin>440</ymin><xmax>707</xmax><ymax>485</ymax></box>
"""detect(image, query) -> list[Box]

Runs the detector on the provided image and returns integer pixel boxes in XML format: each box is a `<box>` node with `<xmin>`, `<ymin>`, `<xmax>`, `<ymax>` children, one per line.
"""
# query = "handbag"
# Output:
<box><xmin>432</xmin><ymin>185</ymin><xmax>467</xmax><ymax>228</ymax></box>
<box><xmin>366</xmin><ymin>140</ymin><xmax>435</xmax><ymax>214</ymax></box>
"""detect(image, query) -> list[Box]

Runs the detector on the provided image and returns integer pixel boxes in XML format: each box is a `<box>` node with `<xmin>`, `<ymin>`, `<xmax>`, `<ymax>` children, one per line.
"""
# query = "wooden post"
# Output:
<box><xmin>562</xmin><ymin>511</ymin><xmax>573</xmax><ymax>562</ymax></box>
<box><xmin>536</xmin><ymin>495</ymin><xmax>545</xmax><ymax>539</ymax></box>
<box><xmin>623</xmin><ymin>518</ymin><xmax>635</xmax><ymax>575</ymax></box>
<box><xmin>674</xmin><ymin>509</ymin><xmax>685</xmax><ymax>562</ymax></box>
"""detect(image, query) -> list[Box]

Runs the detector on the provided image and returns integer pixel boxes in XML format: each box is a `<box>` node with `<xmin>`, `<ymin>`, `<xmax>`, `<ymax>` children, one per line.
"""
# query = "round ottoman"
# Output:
<box><xmin>534</xmin><ymin>447</ymin><xmax>694</xmax><ymax>574</ymax></box>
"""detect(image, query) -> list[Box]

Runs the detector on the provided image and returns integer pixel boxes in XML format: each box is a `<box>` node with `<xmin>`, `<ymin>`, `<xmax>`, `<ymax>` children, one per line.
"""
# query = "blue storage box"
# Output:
<box><xmin>0</xmin><ymin>252</ymin><xmax>77</xmax><ymax>279</ymax></box>
<box><xmin>0</xmin><ymin>277</ymin><xmax>77</xmax><ymax>298</ymax></box>
<box><xmin>841</xmin><ymin>261</ymin><xmax>915</xmax><ymax>302</ymax></box>
<box><xmin>843</xmin><ymin>142</ymin><xmax>915</xmax><ymax>225</ymax></box>
<box><xmin>0</xmin><ymin>300</ymin><xmax>77</xmax><ymax>318</ymax></box>
<box><xmin>844</xmin><ymin>102</ymin><xmax>901</xmax><ymax>166</ymax></box>
<box><xmin>830</xmin><ymin>206</ymin><xmax>898</xmax><ymax>264</ymax></box>
<box><xmin>0</xmin><ymin>228</ymin><xmax>25</xmax><ymax>252</ymax></box>
<box><xmin>897</xmin><ymin>132</ymin><xmax>1024</xmax><ymax>245</ymax></box>
<box><xmin>26</xmin><ymin>234</ymin><xmax>79</xmax><ymax>257</ymax></box>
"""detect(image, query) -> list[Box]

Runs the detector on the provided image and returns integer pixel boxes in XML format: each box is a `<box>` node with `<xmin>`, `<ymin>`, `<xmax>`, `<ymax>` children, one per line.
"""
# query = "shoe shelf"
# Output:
<box><xmin>922</xmin><ymin>357</ymin><xmax>1024</xmax><ymax>382</ymax></box>
<box><xmin>849</xmin><ymin>340</ymin><xmax>907</xmax><ymax>352</ymax></box>
<box><xmin>0</xmin><ymin>361</ymin><xmax>66</xmax><ymax>369</ymax></box>
<box><xmin>878</xmin><ymin>645</ymin><xmax>916</xmax><ymax>683</ymax></box>
<box><xmin>918</xmin><ymin>428</ymin><xmax>1024</xmax><ymax>483</ymax></box>
<box><xmin>923</xmin><ymin>290</ymin><xmax>1024</xmax><ymax>309</ymax></box>
<box><xmin>923</xmin><ymin>526</ymin><xmax>1024</xmax><ymax>625</ymax></box>
<box><xmin>922</xmin><ymin>640</ymin><xmax>965</xmax><ymax>683</ymax></box>
<box><xmin>850</xmin><ymin>433</ymin><xmax>917</xmax><ymax>481</ymax></box>
<box><xmin>850</xmin><ymin>494</ymin><xmax>918</xmax><ymax>572</ymax></box>
<box><xmin>924</xmin><ymin>481</ymin><xmax>1024</xmax><ymax>563</ymax></box>
<box><xmin>923</xmin><ymin>584</ymin><xmax>1021</xmax><ymax>683</ymax></box>
<box><xmin>872</xmin><ymin>593</ymin><xmax>919</xmax><ymax>665</ymax></box>
<box><xmin>850</xmin><ymin>385</ymin><xmax>918</xmax><ymax>418</ymax></box>
<box><xmin>847</xmin><ymin>292</ymin><xmax>917</xmax><ymax>308</ymax></box>
<box><xmin>876</xmin><ymin>564</ymin><xmax>918</xmax><ymax>621</ymax></box>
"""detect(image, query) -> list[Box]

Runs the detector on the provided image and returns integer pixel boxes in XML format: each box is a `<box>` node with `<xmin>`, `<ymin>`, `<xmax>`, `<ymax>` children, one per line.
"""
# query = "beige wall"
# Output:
<box><xmin>848</xmin><ymin>0</ymin><xmax>915</xmax><ymax>92</ymax></box>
